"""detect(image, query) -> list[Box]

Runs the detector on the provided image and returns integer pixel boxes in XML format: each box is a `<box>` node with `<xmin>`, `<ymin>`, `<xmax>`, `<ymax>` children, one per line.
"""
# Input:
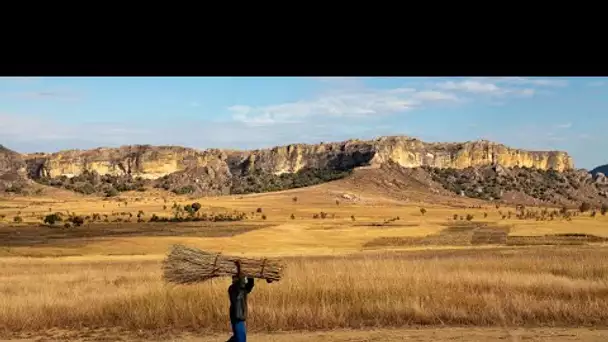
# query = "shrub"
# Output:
<box><xmin>420</xmin><ymin>208</ymin><xmax>427</xmax><ymax>216</ymax></box>
<box><xmin>351</xmin><ymin>215</ymin><xmax>356</xmax><ymax>221</ymax></box>
<box><xmin>261</xmin><ymin>214</ymin><xmax>267</xmax><ymax>220</ymax></box>
<box><xmin>13</xmin><ymin>216</ymin><xmax>22</xmax><ymax>223</ymax></box>
<box><xmin>44</xmin><ymin>213</ymin><xmax>62</xmax><ymax>226</ymax></box>
<box><xmin>191</xmin><ymin>202</ymin><xmax>202</xmax><ymax>212</ymax></box>
<box><xmin>290</xmin><ymin>214</ymin><xmax>295</xmax><ymax>220</ymax></box>
<box><xmin>256</xmin><ymin>208</ymin><xmax>263</xmax><ymax>213</ymax></box>
<box><xmin>601</xmin><ymin>203</ymin><xmax>607</xmax><ymax>216</ymax></box>
<box><xmin>68</xmin><ymin>216</ymin><xmax>85</xmax><ymax>227</ymax></box>
<box><xmin>64</xmin><ymin>222</ymin><xmax>72</xmax><ymax>229</ymax></box>
<box><xmin>453</xmin><ymin>214</ymin><xmax>458</xmax><ymax>220</ymax></box>
<box><xmin>292</xmin><ymin>197</ymin><xmax>298</xmax><ymax>203</ymax></box>
<box><xmin>579</xmin><ymin>202</ymin><xmax>591</xmax><ymax>213</ymax></box>
<box><xmin>466</xmin><ymin>214</ymin><xmax>474</xmax><ymax>221</ymax></box>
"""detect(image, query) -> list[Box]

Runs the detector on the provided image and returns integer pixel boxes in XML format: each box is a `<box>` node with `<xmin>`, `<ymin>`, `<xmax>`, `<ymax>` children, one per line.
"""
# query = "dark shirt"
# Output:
<box><xmin>228</xmin><ymin>276</ymin><xmax>254</xmax><ymax>322</ymax></box>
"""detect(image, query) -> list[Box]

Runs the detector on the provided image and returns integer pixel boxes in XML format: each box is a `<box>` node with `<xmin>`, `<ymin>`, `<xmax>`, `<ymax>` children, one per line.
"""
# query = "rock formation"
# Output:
<box><xmin>22</xmin><ymin>136</ymin><xmax>574</xmax><ymax>181</ymax></box>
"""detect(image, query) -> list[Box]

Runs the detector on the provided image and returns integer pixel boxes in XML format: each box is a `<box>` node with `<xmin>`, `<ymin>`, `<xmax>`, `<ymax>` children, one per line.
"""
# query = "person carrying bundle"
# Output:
<box><xmin>227</xmin><ymin>260</ymin><xmax>272</xmax><ymax>342</ymax></box>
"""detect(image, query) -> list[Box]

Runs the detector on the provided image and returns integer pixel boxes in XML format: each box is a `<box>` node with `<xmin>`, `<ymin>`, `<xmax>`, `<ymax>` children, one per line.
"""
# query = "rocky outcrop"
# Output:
<box><xmin>229</xmin><ymin>137</ymin><xmax>573</xmax><ymax>177</ymax></box>
<box><xmin>23</xmin><ymin>136</ymin><xmax>574</xmax><ymax>183</ymax></box>
<box><xmin>25</xmin><ymin>145</ymin><xmax>223</xmax><ymax>179</ymax></box>
<box><xmin>0</xmin><ymin>145</ymin><xmax>30</xmax><ymax>192</ymax></box>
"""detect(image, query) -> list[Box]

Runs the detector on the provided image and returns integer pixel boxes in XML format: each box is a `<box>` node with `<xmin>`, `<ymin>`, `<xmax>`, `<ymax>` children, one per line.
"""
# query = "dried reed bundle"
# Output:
<box><xmin>162</xmin><ymin>244</ymin><xmax>284</xmax><ymax>284</ymax></box>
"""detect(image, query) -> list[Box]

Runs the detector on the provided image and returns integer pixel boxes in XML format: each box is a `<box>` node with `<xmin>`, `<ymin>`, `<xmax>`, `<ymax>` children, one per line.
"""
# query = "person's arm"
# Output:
<box><xmin>245</xmin><ymin>277</ymin><xmax>254</xmax><ymax>293</ymax></box>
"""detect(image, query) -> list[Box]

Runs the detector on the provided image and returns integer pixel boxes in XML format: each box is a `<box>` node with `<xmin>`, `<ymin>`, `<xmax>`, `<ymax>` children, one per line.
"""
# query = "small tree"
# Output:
<box><xmin>292</xmin><ymin>196</ymin><xmax>298</xmax><ymax>203</ymax></box>
<box><xmin>261</xmin><ymin>214</ymin><xmax>267</xmax><ymax>220</ymax></box>
<box><xmin>256</xmin><ymin>208</ymin><xmax>263</xmax><ymax>213</ymax></box>
<box><xmin>290</xmin><ymin>214</ymin><xmax>295</xmax><ymax>220</ymax></box>
<box><xmin>601</xmin><ymin>203</ymin><xmax>607</xmax><ymax>216</ymax></box>
<box><xmin>44</xmin><ymin>213</ymin><xmax>62</xmax><ymax>226</ymax></box>
<box><xmin>13</xmin><ymin>216</ymin><xmax>23</xmax><ymax>223</ymax></box>
<box><xmin>466</xmin><ymin>214</ymin><xmax>474</xmax><ymax>221</ymax></box>
<box><xmin>351</xmin><ymin>215</ymin><xmax>356</xmax><ymax>221</ymax></box>
<box><xmin>579</xmin><ymin>202</ymin><xmax>591</xmax><ymax>213</ymax></box>
<box><xmin>483</xmin><ymin>212</ymin><xmax>488</xmax><ymax>218</ymax></box>
<box><xmin>420</xmin><ymin>208</ymin><xmax>427</xmax><ymax>216</ymax></box>
<box><xmin>453</xmin><ymin>214</ymin><xmax>458</xmax><ymax>220</ymax></box>
<box><xmin>69</xmin><ymin>216</ymin><xmax>85</xmax><ymax>227</ymax></box>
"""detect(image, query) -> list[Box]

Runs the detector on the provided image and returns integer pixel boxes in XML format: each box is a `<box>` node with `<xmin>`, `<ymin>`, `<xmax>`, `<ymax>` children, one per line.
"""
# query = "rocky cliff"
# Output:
<box><xmin>0</xmin><ymin>145</ymin><xmax>30</xmax><ymax>192</ymax></box>
<box><xmin>25</xmin><ymin>145</ymin><xmax>225</xmax><ymax>179</ymax></box>
<box><xmin>23</xmin><ymin>136</ymin><xmax>574</xmax><ymax>182</ymax></box>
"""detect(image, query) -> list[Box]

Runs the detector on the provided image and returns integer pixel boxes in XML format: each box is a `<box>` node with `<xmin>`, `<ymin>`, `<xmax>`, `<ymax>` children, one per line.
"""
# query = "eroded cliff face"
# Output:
<box><xmin>24</xmin><ymin>145</ymin><xmax>225</xmax><ymax>179</ymax></box>
<box><xmin>21</xmin><ymin>136</ymin><xmax>574</xmax><ymax>183</ymax></box>
<box><xmin>233</xmin><ymin>136</ymin><xmax>574</xmax><ymax>176</ymax></box>
<box><xmin>0</xmin><ymin>145</ymin><xmax>29</xmax><ymax>191</ymax></box>
<box><xmin>369</xmin><ymin>137</ymin><xmax>573</xmax><ymax>171</ymax></box>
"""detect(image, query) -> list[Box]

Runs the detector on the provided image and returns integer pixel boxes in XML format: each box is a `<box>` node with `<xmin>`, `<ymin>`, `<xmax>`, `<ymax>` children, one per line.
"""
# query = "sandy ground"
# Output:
<box><xmin>5</xmin><ymin>327</ymin><xmax>607</xmax><ymax>342</ymax></box>
<box><xmin>173</xmin><ymin>328</ymin><xmax>608</xmax><ymax>342</ymax></box>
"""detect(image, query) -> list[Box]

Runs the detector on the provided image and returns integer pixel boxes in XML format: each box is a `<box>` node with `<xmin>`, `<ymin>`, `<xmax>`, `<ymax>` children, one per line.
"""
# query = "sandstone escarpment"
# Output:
<box><xmin>25</xmin><ymin>145</ymin><xmax>223</xmax><ymax>180</ymax></box>
<box><xmin>23</xmin><ymin>136</ymin><xmax>574</xmax><ymax>183</ymax></box>
<box><xmin>232</xmin><ymin>136</ymin><xmax>573</xmax><ymax>176</ymax></box>
<box><xmin>0</xmin><ymin>145</ymin><xmax>30</xmax><ymax>192</ymax></box>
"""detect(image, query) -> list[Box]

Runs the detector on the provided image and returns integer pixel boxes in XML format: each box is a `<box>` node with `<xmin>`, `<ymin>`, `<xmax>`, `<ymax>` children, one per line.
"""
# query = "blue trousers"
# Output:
<box><xmin>228</xmin><ymin>320</ymin><xmax>246</xmax><ymax>342</ymax></box>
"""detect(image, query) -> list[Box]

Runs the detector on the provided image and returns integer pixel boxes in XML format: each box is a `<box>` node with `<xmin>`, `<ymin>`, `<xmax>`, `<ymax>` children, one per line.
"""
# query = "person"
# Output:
<box><xmin>227</xmin><ymin>260</ymin><xmax>254</xmax><ymax>342</ymax></box>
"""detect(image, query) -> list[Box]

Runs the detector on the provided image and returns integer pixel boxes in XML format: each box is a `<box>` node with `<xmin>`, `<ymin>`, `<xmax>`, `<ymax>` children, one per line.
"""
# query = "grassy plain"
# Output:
<box><xmin>0</xmin><ymin>180</ymin><xmax>607</xmax><ymax>340</ymax></box>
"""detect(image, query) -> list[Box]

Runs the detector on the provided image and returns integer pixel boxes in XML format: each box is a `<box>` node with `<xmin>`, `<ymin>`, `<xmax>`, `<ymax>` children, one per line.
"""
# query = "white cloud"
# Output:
<box><xmin>475</xmin><ymin>77</ymin><xmax>568</xmax><ymax>87</ymax></box>
<box><xmin>587</xmin><ymin>80</ymin><xmax>605</xmax><ymax>87</ymax></box>
<box><xmin>228</xmin><ymin>87</ymin><xmax>460</xmax><ymax>125</ymax></box>
<box><xmin>555</xmin><ymin>122</ymin><xmax>572</xmax><ymax>129</ymax></box>
<box><xmin>437</xmin><ymin>80</ymin><xmax>502</xmax><ymax>94</ymax></box>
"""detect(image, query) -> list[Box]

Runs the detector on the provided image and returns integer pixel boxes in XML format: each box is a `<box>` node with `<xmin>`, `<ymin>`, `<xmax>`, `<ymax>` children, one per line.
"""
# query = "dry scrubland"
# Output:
<box><xmin>1</xmin><ymin>183</ymin><xmax>608</xmax><ymax>340</ymax></box>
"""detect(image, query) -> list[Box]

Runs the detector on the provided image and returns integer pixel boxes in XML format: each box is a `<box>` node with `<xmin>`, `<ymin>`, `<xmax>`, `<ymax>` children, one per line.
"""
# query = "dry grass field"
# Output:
<box><xmin>1</xmin><ymin>177</ymin><xmax>607</xmax><ymax>340</ymax></box>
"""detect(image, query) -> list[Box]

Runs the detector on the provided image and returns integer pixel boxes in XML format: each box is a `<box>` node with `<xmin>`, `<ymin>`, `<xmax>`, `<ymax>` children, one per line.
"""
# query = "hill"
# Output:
<box><xmin>591</xmin><ymin>164</ymin><xmax>608</xmax><ymax>176</ymax></box>
<box><xmin>6</xmin><ymin>135</ymin><xmax>607</xmax><ymax>207</ymax></box>
<box><xmin>0</xmin><ymin>144</ymin><xmax>31</xmax><ymax>194</ymax></box>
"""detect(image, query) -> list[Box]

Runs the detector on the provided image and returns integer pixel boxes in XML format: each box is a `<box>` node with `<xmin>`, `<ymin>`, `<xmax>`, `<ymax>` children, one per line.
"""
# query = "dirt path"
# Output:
<box><xmin>3</xmin><ymin>327</ymin><xmax>607</xmax><ymax>341</ymax></box>
<box><xmin>177</xmin><ymin>327</ymin><xmax>607</xmax><ymax>342</ymax></box>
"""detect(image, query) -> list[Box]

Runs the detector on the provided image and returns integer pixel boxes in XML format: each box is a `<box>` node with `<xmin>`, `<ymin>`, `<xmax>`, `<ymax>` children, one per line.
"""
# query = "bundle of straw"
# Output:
<box><xmin>162</xmin><ymin>244</ymin><xmax>284</xmax><ymax>284</ymax></box>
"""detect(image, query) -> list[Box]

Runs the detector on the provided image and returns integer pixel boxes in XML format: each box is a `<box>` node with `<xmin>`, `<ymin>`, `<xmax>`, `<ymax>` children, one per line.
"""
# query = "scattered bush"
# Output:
<box><xmin>420</xmin><ymin>208</ymin><xmax>427</xmax><ymax>216</ymax></box>
<box><xmin>13</xmin><ymin>216</ymin><xmax>22</xmax><ymax>223</ymax></box>
<box><xmin>149</xmin><ymin>211</ymin><xmax>247</xmax><ymax>223</ymax></box>
<box><xmin>290</xmin><ymin>214</ymin><xmax>295</xmax><ymax>220</ymax></box>
<box><xmin>43</xmin><ymin>213</ymin><xmax>62</xmax><ymax>226</ymax></box>
<box><xmin>231</xmin><ymin>167</ymin><xmax>353</xmax><ymax>195</ymax></box>
<box><xmin>466</xmin><ymin>214</ymin><xmax>474</xmax><ymax>221</ymax></box>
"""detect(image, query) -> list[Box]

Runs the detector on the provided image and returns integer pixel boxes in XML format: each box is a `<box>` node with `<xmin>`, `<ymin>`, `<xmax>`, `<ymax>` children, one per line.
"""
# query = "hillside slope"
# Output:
<box><xmin>591</xmin><ymin>164</ymin><xmax>608</xmax><ymax>176</ymax></box>
<box><xmin>0</xmin><ymin>145</ymin><xmax>30</xmax><ymax>193</ymax></box>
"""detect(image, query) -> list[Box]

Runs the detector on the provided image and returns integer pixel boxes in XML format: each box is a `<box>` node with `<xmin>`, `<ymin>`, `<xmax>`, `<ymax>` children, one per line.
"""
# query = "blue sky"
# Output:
<box><xmin>0</xmin><ymin>76</ymin><xmax>606</xmax><ymax>169</ymax></box>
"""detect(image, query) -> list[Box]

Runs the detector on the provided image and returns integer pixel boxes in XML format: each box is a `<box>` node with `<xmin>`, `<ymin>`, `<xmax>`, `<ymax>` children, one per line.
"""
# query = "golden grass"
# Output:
<box><xmin>1</xmin><ymin>183</ymin><xmax>608</xmax><ymax>340</ymax></box>
<box><xmin>1</xmin><ymin>247</ymin><xmax>608</xmax><ymax>337</ymax></box>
